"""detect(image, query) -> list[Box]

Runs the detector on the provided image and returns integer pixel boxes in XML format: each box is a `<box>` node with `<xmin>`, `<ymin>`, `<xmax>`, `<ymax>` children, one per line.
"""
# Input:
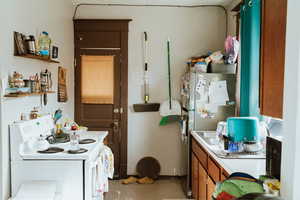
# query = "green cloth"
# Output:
<box><xmin>213</xmin><ymin>179</ymin><xmax>264</xmax><ymax>198</ymax></box>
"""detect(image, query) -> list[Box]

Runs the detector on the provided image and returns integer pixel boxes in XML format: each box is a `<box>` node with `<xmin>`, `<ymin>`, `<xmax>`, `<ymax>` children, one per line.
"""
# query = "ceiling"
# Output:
<box><xmin>73</xmin><ymin>0</ymin><xmax>235</xmax><ymax>7</ymax></box>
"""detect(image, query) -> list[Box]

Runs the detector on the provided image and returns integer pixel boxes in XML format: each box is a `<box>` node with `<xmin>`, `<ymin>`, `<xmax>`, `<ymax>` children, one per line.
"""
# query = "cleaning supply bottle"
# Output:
<box><xmin>37</xmin><ymin>31</ymin><xmax>51</xmax><ymax>56</ymax></box>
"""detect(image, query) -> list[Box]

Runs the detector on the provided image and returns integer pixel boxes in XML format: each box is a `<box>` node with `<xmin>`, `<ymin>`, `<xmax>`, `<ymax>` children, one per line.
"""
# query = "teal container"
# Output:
<box><xmin>227</xmin><ymin>117</ymin><xmax>260</xmax><ymax>142</ymax></box>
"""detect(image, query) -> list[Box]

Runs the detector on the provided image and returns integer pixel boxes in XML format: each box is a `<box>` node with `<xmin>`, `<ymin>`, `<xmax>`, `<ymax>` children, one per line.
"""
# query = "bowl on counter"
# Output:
<box><xmin>243</xmin><ymin>141</ymin><xmax>263</xmax><ymax>153</ymax></box>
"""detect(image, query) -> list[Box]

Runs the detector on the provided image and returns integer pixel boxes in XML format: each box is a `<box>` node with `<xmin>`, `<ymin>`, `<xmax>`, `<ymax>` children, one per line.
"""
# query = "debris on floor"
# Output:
<box><xmin>121</xmin><ymin>176</ymin><xmax>138</xmax><ymax>184</ymax></box>
<box><xmin>121</xmin><ymin>176</ymin><xmax>155</xmax><ymax>184</ymax></box>
<box><xmin>137</xmin><ymin>177</ymin><xmax>154</xmax><ymax>184</ymax></box>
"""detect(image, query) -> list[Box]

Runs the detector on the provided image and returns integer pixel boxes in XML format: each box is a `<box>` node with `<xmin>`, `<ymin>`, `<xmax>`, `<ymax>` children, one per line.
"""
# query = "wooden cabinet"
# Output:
<box><xmin>221</xmin><ymin>170</ymin><xmax>229</xmax><ymax>182</ymax></box>
<box><xmin>260</xmin><ymin>0</ymin><xmax>287</xmax><ymax>118</ymax></box>
<box><xmin>191</xmin><ymin>138</ymin><xmax>228</xmax><ymax>200</ymax></box>
<box><xmin>207</xmin><ymin>176</ymin><xmax>216</xmax><ymax>200</ymax></box>
<box><xmin>192</xmin><ymin>153</ymin><xmax>199</xmax><ymax>200</ymax></box>
<box><xmin>192</xmin><ymin>139</ymin><xmax>208</xmax><ymax>168</ymax></box>
<box><xmin>208</xmin><ymin>157</ymin><xmax>221</xmax><ymax>183</ymax></box>
<box><xmin>198</xmin><ymin>163</ymin><xmax>207</xmax><ymax>200</ymax></box>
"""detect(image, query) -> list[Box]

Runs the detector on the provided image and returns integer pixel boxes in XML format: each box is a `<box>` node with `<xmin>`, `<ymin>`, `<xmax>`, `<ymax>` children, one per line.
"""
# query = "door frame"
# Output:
<box><xmin>74</xmin><ymin>19</ymin><xmax>131</xmax><ymax>178</ymax></box>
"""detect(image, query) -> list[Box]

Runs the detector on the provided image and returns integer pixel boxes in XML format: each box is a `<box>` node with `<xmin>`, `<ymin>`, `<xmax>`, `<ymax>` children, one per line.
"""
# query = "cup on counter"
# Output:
<box><xmin>70</xmin><ymin>132</ymin><xmax>80</xmax><ymax>151</ymax></box>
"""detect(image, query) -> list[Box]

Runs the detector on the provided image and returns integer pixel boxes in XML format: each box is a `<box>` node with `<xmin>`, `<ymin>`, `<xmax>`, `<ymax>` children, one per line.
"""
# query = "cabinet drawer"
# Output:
<box><xmin>192</xmin><ymin>139</ymin><xmax>208</xmax><ymax>169</ymax></box>
<box><xmin>208</xmin><ymin>157</ymin><xmax>221</xmax><ymax>183</ymax></box>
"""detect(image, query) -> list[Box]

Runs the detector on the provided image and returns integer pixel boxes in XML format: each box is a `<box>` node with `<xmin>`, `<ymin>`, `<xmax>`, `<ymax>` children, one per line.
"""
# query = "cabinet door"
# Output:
<box><xmin>192</xmin><ymin>153</ymin><xmax>199</xmax><ymax>200</ymax></box>
<box><xmin>207</xmin><ymin>176</ymin><xmax>216</xmax><ymax>200</ymax></box>
<box><xmin>260</xmin><ymin>0</ymin><xmax>287</xmax><ymax>118</ymax></box>
<box><xmin>221</xmin><ymin>170</ymin><xmax>229</xmax><ymax>182</ymax></box>
<box><xmin>208</xmin><ymin>157</ymin><xmax>221</xmax><ymax>183</ymax></box>
<box><xmin>198</xmin><ymin>163</ymin><xmax>207</xmax><ymax>200</ymax></box>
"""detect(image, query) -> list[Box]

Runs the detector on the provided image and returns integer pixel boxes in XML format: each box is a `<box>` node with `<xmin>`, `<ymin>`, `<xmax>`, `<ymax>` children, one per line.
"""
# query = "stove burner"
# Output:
<box><xmin>38</xmin><ymin>147</ymin><xmax>64</xmax><ymax>154</ymax></box>
<box><xmin>55</xmin><ymin>133</ymin><xmax>70</xmax><ymax>143</ymax></box>
<box><xmin>79</xmin><ymin>139</ymin><xmax>96</xmax><ymax>144</ymax></box>
<box><xmin>46</xmin><ymin>134</ymin><xmax>70</xmax><ymax>144</ymax></box>
<box><xmin>67</xmin><ymin>148</ymin><xmax>88</xmax><ymax>154</ymax></box>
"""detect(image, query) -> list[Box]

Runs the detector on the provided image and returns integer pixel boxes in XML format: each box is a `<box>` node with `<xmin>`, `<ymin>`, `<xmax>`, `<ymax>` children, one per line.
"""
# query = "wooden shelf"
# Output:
<box><xmin>4</xmin><ymin>91</ymin><xmax>56</xmax><ymax>98</ymax></box>
<box><xmin>15</xmin><ymin>54</ymin><xmax>60</xmax><ymax>63</ymax></box>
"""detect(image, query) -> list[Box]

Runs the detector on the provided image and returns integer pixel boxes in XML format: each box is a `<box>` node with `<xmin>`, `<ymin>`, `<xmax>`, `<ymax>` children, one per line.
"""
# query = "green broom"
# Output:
<box><xmin>159</xmin><ymin>39</ymin><xmax>181</xmax><ymax>126</ymax></box>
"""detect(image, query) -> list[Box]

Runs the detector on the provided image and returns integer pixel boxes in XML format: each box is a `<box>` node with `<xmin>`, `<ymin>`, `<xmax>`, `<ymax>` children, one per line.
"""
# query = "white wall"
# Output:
<box><xmin>281</xmin><ymin>0</ymin><xmax>300</xmax><ymax>199</ymax></box>
<box><xmin>226</xmin><ymin>0</ymin><xmax>240</xmax><ymax>36</ymax></box>
<box><xmin>0</xmin><ymin>1</ymin><xmax>74</xmax><ymax>199</ymax></box>
<box><xmin>73</xmin><ymin>2</ymin><xmax>227</xmax><ymax>175</ymax></box>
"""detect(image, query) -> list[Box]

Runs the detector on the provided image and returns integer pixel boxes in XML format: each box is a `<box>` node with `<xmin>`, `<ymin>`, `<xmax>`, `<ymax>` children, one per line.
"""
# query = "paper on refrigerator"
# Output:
<box><xmin>196</xmin><ymin>78</ymin><xmax>208</xmax><ymax>98</ymax></box>
<box><xmin>195</xmin><ymin>76</ymin><xmax>210</xmax><ymax>118</ymax></box>
<box><xmin>196</xmin><ymin>80</ymin><xmax>229</xmax><ymax>118</ymax></box>
<box><xmin>209</xmin><ymin>80</ymin><xmax>229</xmax><ymax>105</ymax></box>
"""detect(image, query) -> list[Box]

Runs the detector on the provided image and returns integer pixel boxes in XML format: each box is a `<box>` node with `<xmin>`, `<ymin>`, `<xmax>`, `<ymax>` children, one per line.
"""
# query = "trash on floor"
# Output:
<box><xmin>121</xmin><ymin>176</ymin><xmax>155</xmax><ymax>185</ymax></box>
<box><xmin>121</xmin><ymin>176</ymin><xmax>138</xmax><ymax>185</ymax></box>
<box><xmin>137</xmin><ymin>177</ymin><xmax>154</xmax><ymax>184</ymax></box>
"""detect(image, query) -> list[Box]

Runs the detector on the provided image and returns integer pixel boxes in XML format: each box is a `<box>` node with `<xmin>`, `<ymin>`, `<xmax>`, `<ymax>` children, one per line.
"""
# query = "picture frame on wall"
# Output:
<box><xmin>51</xmin><ymin>45</ymin><xmax>59</xmax><ymax>60</ymax></box>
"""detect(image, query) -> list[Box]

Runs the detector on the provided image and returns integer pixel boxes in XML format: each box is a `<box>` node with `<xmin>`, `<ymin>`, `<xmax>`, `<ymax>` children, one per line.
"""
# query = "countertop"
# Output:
<box><xmin>191</xmin><ymin>131</ymin><xmax>266</xmax><ymax>178</ymax></box>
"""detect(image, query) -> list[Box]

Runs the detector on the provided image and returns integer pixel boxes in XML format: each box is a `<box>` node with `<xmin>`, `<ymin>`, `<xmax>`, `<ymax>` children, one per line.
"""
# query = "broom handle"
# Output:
<box><xmin>144</xmin><ymin>32</ymin><xmax>149</xmax><ymax>103</ymax></box>
<box><xmin>167</xmin><ymin>39</ymin><xmax>172</xmax><ymax>110</ymax></box>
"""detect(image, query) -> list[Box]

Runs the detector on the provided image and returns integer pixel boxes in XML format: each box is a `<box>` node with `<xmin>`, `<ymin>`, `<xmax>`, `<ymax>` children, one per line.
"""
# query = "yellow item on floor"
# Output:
<box><xmin>121</xmin><ymin>176</ymin><xmax>138</xmax><ymax>184</ymax></box>
<box><xmin>137</xmin><ymin>177</ymin><xmax>155</xmax><ymax>184</ymax></box>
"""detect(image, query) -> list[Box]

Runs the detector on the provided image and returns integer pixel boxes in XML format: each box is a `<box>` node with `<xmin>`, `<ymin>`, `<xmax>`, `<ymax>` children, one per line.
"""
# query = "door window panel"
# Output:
<box><xmin>81</xmin><ymin>55</ymin><xmax>114</xmax><ymax>104</ymax></box>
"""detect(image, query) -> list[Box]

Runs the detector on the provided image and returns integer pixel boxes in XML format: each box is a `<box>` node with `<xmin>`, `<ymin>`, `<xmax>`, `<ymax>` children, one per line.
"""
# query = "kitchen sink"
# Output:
<box><xmin>193</xmin><ymin>131</ymin><xmax>266</xmax><ymax>159</ymax></box>
<box><xmin>196</xmin><ymin>131</ymin><xmax>219</xmax><ymax>145</ymax></box>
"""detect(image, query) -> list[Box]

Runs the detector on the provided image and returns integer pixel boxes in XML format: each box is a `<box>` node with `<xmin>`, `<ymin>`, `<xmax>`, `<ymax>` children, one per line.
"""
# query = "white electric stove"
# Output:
<box><xmin>10</xmin><ymin>115</ymin><xmax>109</xmax><ymax>200</ymax></box>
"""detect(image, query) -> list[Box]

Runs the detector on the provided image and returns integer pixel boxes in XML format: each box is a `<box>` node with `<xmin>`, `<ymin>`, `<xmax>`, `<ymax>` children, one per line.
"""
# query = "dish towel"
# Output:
<box><xmin>104</xmin><ymin>146</ymin><xmax>114</xmax><ymax>179</ymax></box>
<box><xmin>96</xmin><ymin>146</ymin><xmax>114</xmax><ymax>194</ymax></box>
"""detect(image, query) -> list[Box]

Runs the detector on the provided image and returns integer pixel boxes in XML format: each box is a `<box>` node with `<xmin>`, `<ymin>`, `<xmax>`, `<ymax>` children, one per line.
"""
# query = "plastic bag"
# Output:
<box><xmin>224</xmin><ymin>36</ymin><xmax>240</xmax><ymax>64</ymax></box>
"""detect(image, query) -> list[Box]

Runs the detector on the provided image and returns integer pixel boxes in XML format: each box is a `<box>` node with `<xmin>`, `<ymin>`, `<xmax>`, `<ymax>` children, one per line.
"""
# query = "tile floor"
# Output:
<box><xmin>105</xmin><ymin>177</ymin><xmax>188</xmax><ymax>200</ymax></box>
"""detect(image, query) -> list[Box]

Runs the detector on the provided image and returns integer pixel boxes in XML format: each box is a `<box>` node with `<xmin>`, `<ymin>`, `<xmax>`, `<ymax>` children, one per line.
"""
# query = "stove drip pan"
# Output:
<box><xmin>79</xmin><ymin>139</ymin><xmax>96</xmax><ymax>144</ymax></box>
<box><xmin>67</xmin><ymin>148</ymin><xmax>88</xmax><ymax>154</ymax></box>
<box><xmin>38</xmin><ymin>147</ymin><xmax>64</xmax><ymax>154</ymax></box>
<box><xmin>55</xmin><ymin>133</ymin><xmax>70</xmax><ymax>143</ymax></box>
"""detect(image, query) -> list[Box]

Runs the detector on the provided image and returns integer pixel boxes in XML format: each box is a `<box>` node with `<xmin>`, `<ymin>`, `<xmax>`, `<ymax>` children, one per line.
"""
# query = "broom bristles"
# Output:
<box><xmin>159</xmin><ymin>115</ymin><xmax>181</xmax><ymax>126</ymax></box>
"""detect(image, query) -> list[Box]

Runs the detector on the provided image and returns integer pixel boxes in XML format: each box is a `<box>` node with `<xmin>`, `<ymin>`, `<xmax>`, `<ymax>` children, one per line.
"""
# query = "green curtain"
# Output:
<box><xmin>240</xmin><ymin>0</ymin><xmax>261</xmax><ymax>117</ymax></box>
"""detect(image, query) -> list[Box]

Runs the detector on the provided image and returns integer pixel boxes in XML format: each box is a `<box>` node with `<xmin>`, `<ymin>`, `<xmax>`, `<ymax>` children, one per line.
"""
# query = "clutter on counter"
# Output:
<box><xmin>192</xmin><ymin>131</ymin><xmax>265</xmax><ymax>177</ymax></box>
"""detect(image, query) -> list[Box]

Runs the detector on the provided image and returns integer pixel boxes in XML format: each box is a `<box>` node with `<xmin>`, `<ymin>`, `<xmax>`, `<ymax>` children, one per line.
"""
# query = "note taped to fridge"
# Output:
<box><xmin>209</xmin><ymin>80</ymin><xmax>229</xmax><ymax>105</ymax></box>
<box><xmin>196</xmin><ymin>100</ymin><xmax>218</xmax><ymax>118</ymax></box>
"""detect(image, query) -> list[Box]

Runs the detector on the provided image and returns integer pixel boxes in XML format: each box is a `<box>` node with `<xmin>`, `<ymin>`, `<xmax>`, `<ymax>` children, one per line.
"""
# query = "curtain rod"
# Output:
<box><xmin>73</xmin><ymin>3</ymin><xmax>228</xmax><ymax>37</ymax></box>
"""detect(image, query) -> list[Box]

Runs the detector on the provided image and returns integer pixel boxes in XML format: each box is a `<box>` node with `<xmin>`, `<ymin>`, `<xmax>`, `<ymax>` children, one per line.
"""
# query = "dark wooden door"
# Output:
<box><xmin>75</xmin><ymin>49</ymin><xmax>122</xmax><ymax>176</ymax></box>
<box><xmin>74</xmin><ymin>19</ymin><xmax>131</xmax><ymax>178</ymax></box>
<box><xmin>260</xmin><ymin>0</ymin><xmax>287</xmax><ymax>118</ymax></box>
